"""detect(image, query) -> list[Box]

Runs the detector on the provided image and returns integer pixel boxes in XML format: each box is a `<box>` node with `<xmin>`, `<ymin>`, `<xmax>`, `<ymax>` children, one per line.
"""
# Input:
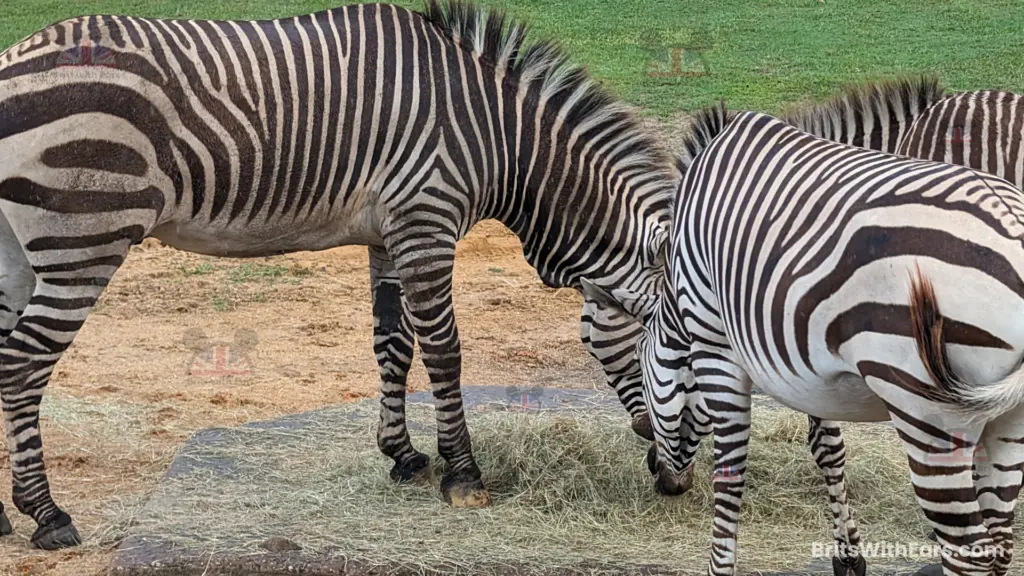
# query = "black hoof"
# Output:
<box><xmin>832</xmin><ymin>555</ymin><xmax>866</xmax><ymax>576</ymax></box>
<box><xmin>440</xmin><ymin>472</ymin><xmax>492</xmax><ymax>508</ymax></box>
<box><xmin>389</xmin><ymin>452</ymin><xmax>431</xmax><ymax>483</ymax></box>
<box><xmin>0</xmin><ymin>508</ymin><xmax>12</xmax><ymax>536</ymax></box>
<box><xmin>31</xmin><ymin>512</ymin><xmax>81</xmax><ymax>550</ymax></box>
<box><xmin>911</xmin><ymin>564</ymin><xmax>943</xmax><ymax>576</ymax></box>
<box><xmin>631</xmin><ymin>413</ymin><xmax>655</xmax><ymax>441</ymax></box>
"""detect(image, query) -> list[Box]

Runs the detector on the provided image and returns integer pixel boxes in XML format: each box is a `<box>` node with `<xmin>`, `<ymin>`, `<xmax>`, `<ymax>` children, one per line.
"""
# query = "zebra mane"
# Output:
<box><xmin>782</xmin><ymin>75</ymin><xmax>946</xmax><ymax>135</ymax></box>
<box><xmin>420</xmin><ymin>0</ymin><xmax>675</xmax><ymax>179</ymax></box>
<box><xmin>679</xmin><ymin>101</ymin><xmax>735</xmax><ymax>171</ymax></box>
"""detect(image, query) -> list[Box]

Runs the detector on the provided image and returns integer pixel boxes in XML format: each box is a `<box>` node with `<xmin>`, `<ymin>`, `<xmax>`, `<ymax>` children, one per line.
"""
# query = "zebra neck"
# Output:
<box><xmin>495</xmin><ymin>170</ymin><xmax>673</xmax><ymax>290</ymax></box>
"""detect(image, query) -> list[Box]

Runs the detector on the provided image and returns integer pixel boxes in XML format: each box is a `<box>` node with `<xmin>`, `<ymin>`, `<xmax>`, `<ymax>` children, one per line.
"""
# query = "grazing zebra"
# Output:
<box><xmin>585</xmin><ymin>103</ymin><xmax>1024</xmax><ymax>576</ymax></box>
<box><xmin>0</xmin><ymin>0</ymin><xmax>676</xmax><ymax>548</ymax></box>
<box><xmin>583</xmin><ymin>76</ymin><xmax>1024</xmax><ymax>448</ymax></box>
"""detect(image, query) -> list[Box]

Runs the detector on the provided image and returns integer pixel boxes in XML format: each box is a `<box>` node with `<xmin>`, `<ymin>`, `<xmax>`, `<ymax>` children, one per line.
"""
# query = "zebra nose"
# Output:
<box><xmin>649</xmin><ymin>448</ymin><xmax>693</xmax><ymax>496</ymax></box>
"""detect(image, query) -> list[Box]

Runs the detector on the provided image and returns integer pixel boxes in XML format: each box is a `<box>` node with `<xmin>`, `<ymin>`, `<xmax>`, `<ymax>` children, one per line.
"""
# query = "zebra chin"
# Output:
<box><xmin>647</xmin><ymin>445</ymin><xmax>693</xmax><ymax>496</ymax></box>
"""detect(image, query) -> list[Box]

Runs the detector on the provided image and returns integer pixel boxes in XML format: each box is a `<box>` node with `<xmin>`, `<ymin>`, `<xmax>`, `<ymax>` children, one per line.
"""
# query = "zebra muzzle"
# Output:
<box><xmin>647</xmin><ymin>445</ymin><xmax>693</xmax><ymax>496</ymax></box>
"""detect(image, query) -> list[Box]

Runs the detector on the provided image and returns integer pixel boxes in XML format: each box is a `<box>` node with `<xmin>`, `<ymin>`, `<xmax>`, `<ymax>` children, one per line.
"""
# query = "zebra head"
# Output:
<box><xmin>580</xmin><ymin>278</ymin><xmax>710</xmax><ymax>495</ymax></box>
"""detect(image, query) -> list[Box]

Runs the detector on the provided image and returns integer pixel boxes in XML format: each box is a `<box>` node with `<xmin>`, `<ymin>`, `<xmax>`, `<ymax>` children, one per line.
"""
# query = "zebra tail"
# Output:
<box><xmin>909</xmin><ymin>265</ymin><xmax>1024</xmax><ymax>423</ymax></box>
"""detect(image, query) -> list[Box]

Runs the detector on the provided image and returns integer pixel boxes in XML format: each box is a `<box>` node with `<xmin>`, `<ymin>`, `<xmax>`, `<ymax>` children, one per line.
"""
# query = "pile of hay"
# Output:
<box><xmin>127</xmin><ymin>400</ymin><xmax>930</xmax><ymax>574</ymax></box>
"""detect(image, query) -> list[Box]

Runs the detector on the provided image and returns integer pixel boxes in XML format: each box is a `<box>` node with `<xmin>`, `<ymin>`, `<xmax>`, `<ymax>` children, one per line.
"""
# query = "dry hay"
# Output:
<box><xmin>114</xmin><ymin>400</ymin><xmax>944</xmax><ymax>574</ymax></box>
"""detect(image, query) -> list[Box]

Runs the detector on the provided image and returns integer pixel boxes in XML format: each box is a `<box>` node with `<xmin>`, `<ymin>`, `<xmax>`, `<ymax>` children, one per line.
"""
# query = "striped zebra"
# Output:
<box><xmin>0</xmin><ymin>0</ymin><xmax>676</xmax><ymax>548</ymax></box>
<box><xmin>585</xmin><ymin>76</ymin><xmax>1024</xmax><ymax>451</ymax></box>
<box><xmin>585</xmin><ymin>103</ymin><xmax>1024</xmax><ymax>576</ymax></box>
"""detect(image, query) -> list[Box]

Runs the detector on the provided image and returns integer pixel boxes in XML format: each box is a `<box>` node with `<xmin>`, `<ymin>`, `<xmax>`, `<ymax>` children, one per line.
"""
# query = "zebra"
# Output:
<box><xmin>784</xmin><ymin>75</ymin><xmax>1024</xmax><ymax>191</ymax></box>
<box><xmin>0</xmin><ymin>0</ymin><xmax>677</xmax><ymax>549</ymax></box>
<box><xmin>584</xmin><ymin>102</ymin><xmax>1024</xmax><ymax>576</ymax></box>
<box><xmin>584</xmin><ymin>76</ymin><xmax>1024</xmax><ymax>451</ymax></box>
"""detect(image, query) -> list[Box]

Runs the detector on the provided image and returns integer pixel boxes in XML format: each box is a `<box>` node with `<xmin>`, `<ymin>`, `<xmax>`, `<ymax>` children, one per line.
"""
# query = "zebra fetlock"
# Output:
<box><xmin>831</xmin><ymin>555</ymin><xmax>867</xmax><ymax>576</ymax></box>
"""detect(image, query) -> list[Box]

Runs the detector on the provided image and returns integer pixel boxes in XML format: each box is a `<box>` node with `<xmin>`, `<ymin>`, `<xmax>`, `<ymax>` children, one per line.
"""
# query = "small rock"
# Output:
<box><xmin>260</xmin><ymin>536</ymin><xmax>302</xmax><ymax>552</ymax></box>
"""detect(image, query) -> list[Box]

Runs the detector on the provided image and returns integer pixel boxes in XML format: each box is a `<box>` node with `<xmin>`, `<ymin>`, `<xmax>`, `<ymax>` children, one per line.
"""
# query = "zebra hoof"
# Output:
<box><xmin>31</xmin><ymin>512</ymin><xmax>81</xmax><ymax>550</ymax></box>
<box><xmin>910</xmin><ymin>564</ymin><xmax>943</xmax><ymax>576</ymax></box>
<box><xmin>0</xmin><ymin>508</ymin><xmax>12</xmax><ymax>536</ymax></box>
<box><xmin>441</xmin><ymin>475</ymin><xmax>492</xmax><ymax>508</ymax></box>
<box><xmin>631</xmin><ymin>413</ymin><xmax>655</xmax><ymax>441</ymax></box>
<box><xmin>389</xmin><ymin>452</ymin><xmax>431</xmax><ymax>483</ymax></box>
<box><xmin>832</xmin><ymin>555</ymin><xmax>866</xmax><ymax>576</ymax></box>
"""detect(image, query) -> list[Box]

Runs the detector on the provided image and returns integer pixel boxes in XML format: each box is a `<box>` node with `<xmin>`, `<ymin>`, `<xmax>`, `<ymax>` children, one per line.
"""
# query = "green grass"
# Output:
<box><xmin>180</xmin><ymin>263</ymin><xmax>215</xmax><ymax>277</ymax></box>
<box><xmin>4</xmin><ymin>0</ymin><xmax>1024</xmax><ymax>118</ymax></box>
<box><xmin>227</xmin><ymin>263</ymin><xmax>290</xmax><ymax>284</ymax></box>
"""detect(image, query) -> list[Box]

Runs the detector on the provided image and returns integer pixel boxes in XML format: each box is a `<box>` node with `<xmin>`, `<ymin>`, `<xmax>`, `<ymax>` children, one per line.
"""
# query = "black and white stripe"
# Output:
<box><xmin>588</xmin><ymin>104</ymin><xmax>1024</xmax><ymax>576</ymax></box>
<box><xmin>0</xmin><ymin>0</ymin><xmax>676</xmax><ymax>548</ymax></box>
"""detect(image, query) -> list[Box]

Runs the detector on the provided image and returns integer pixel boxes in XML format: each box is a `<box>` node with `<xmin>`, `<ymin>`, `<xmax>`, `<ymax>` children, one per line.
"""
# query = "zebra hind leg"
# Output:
<box><xmin>0</xmin><ymin>231</ymin><xmax>134</xmax><ymax>549</ymax></box>
<box><xmin>0</xmin><ymin>208</ymin><xmax>36</xmax><ymax>539</ymax></box>
<box><xmin>807</xmin><ymin>417</ymin><xmax>866</xmax><ymax>576</ymax></box>
<box><xmin>883</xmin><ymin>406</ymin><xmax>994</xmax><ymax>576</ymax></box>
<box><xmin>973</xmin><ymin>408</ymin><xmax>1024</xmax><ymax>576</ymax></box>
<box><xmin>368</xmin><ymin>246</ymin><xmax>430</xmax><ymax>482</ymax></box>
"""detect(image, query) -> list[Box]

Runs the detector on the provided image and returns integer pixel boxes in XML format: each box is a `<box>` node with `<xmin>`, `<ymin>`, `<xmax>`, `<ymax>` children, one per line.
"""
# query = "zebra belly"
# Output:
<box><xmin>748</xmin><ymin>368</ymin><xmax>891</xmax><ymax>422</ymax></box>
<box><xmin>151</xmin><ymin>199</ymin><xmax>382</xmax><ymax>257</ymax></box>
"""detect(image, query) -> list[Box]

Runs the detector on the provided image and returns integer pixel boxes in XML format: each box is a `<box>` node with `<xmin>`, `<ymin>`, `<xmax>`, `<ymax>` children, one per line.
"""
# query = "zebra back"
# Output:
<box><xmin>782</xmin><ymin>75</ymin><xmax>946</xmax><ymax>154</ymax></box>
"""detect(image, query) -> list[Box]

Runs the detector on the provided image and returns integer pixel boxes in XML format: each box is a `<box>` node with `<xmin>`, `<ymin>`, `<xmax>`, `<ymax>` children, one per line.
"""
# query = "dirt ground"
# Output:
<box><xmin>0</xmin><ymin>112</ymin><xmax>690</xmax><ymax>576</ymax></box>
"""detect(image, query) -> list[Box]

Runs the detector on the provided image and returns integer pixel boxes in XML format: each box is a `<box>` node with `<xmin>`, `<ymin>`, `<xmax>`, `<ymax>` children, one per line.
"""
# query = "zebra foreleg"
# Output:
<box><xmin>368</xmin><ymin>246</ymin><xmax>430</xmax><ymax>482</ymax></box>
<box><xmin>0</xmin><ymin>502</ymin><xmax>11</xmax><ymax>536</ymax></box>
<box><xmin>973</xmin><ymin>408</ymin><xmax>1024</xmax><ymax>576</ymax></box>
<box><xmin>697</xmin><ymin>353</ymin><xmax>753</xmax><ymax>576</ymax></box>
<box><xmin>807</xmin><ymin>417</ymin><xmax>866</xmax><ymax>576</ymax></box>
<box><xmin>384</xmin><ymin>230</ymin><xmax>489</xmax><ymax>508</ymax></box>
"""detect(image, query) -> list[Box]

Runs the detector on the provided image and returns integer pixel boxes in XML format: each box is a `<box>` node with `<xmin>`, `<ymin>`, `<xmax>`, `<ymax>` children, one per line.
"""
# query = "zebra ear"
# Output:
<box><xmin>579</xmin><ymin>278</ymin><xmax>658</xmax><ymax>323</ymax></box>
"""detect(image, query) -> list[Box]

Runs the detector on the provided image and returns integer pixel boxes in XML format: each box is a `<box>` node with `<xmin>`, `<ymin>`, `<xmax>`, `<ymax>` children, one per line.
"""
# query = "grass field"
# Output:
<box><xmin>4</xmin><ymin>0</ymin><xmax>1024</xmax><ymax>118</ymax></box>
